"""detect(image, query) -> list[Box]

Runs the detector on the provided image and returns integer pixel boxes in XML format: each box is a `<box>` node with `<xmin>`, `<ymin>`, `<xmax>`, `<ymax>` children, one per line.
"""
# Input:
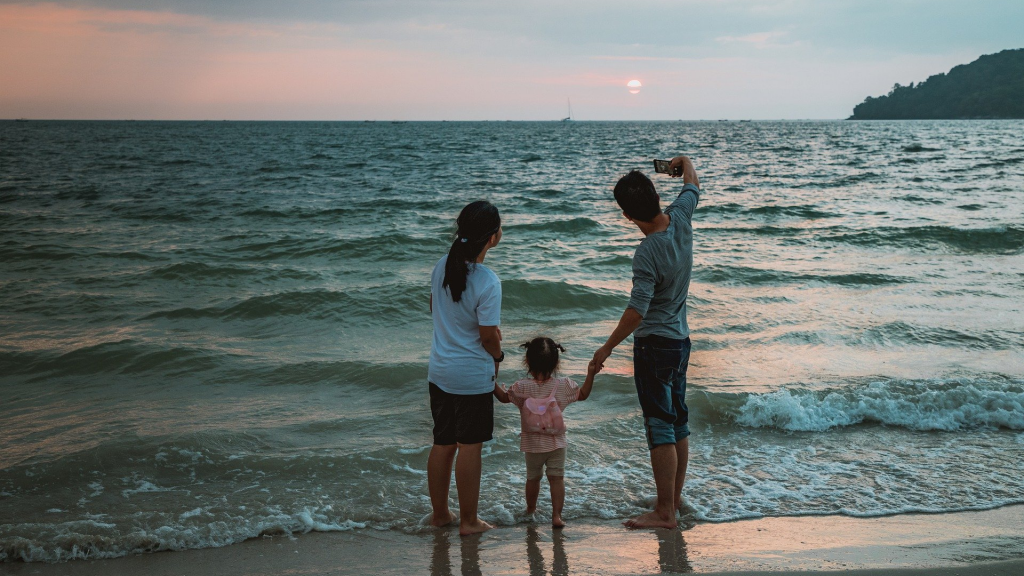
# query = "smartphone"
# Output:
<box><xmin>653</xmin><ymin>159</ymin><xmax>681</xmax><ymax>176</ymax></box>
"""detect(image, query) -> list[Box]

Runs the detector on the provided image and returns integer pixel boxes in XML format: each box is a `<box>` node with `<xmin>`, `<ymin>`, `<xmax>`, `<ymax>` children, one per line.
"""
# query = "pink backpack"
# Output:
<box><xmin>520</xmin><ymin>379</ymin><xmax>567</xmax><ymax>436</ymax></box>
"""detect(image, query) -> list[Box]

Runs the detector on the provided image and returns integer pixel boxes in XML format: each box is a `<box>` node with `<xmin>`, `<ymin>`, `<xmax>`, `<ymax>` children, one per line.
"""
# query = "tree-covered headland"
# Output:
<box><xmin>850</xmin><ymin>48</ymin><xmax>1024</xmax><ymax>119</ymax></box>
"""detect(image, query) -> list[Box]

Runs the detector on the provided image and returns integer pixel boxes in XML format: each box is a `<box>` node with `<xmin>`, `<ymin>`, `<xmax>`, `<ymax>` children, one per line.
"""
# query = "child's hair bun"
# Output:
<box><xmin>520</xmin><ymin>336</ymin><xmax>564</xmax><ymax>379</ymax></box>
<box><xmin>519</xmin><ymin>339</ymin><xmax>565</xmax><ymax>351</ymax></box>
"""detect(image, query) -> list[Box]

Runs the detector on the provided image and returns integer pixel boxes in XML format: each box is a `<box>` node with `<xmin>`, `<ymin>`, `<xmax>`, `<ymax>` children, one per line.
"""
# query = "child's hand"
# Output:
<box><xmin>587</xmin><ymin>359</ymin><xmax>601</xmax><ymax>376</ymax></box>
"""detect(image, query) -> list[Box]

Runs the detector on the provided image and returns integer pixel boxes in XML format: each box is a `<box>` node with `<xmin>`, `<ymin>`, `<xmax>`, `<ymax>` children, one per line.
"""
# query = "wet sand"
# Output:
<box><xmin>6</xmin><ymin>505</ymin><xmax>1024</xmax><ymax>575</ymax></box>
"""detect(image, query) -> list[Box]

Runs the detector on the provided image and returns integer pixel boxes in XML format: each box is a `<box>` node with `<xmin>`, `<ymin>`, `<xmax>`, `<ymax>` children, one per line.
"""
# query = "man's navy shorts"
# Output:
<box><xmin>633</xmin><ymin>335</ymin><xmax>692</xmax><ymax>449</ymax></box>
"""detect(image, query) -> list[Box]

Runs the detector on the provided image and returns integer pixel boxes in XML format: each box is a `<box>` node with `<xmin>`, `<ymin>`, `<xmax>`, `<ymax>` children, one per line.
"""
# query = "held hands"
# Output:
<box><xmin>493</xmin><ymin>382</ymin><xmax>511</xmax><ymax>403</ymax></box>
<box><xmin>589</xmin><ymin>346</ymin><xmax>611</xmax><ymax>375</ymax></box>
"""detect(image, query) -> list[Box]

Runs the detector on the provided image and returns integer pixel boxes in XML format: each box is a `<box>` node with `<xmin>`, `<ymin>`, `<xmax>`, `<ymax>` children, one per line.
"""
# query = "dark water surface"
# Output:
<box><xmin>2</xmin><ymin>120</ymin><xmax>1023</xmax><ymax>562</ymax></box>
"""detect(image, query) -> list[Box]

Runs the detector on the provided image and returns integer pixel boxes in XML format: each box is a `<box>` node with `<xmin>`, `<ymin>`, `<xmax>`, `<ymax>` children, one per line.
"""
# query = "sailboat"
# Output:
<box><xmin>561</xmin><ymin>99</ymin><xmax>573</xmax><ymax>122</ymax></box>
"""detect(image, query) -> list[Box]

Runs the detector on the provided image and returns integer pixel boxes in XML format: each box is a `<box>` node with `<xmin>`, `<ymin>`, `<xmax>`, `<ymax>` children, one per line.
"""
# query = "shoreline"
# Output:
<box><xmin>7</xmin><ymin>505</ymin><xmax>1024</xmax><ymax>575</ymax></box>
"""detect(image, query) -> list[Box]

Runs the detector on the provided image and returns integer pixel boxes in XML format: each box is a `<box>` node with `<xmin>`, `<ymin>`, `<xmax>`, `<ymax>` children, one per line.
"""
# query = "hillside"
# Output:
<box><xmin>849</xmin><ymin>49</ymin><xmax>1024</xmax><ymax>119</ymax></box>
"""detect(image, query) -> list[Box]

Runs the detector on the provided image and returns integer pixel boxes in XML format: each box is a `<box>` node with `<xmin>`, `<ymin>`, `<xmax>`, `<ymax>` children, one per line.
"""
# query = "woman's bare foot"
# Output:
<box><xmin>552</xmin><ymin>514</ymin><xmax>565</xmax><ymax>529</ymax></box>
<box><xmin>623</xmin><ymin>510</ymin><xmax>677</xmax><ymax>529</ymax></box>
<box><xmin>431</xmin><ymin>510</ymin><xmax>458</xmax><ymax>528</ymax></box>
<box><xmin>459</xmin><ymin>518</ymin><xmax>493</xmax><ymax>536</ymax></box>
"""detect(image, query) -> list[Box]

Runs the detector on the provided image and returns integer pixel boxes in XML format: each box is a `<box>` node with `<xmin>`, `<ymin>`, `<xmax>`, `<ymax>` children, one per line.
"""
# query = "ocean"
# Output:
<box><xmin>1</xmin><ymin>120</ymin><xmax>1023</xmax><ymax>563</ymax></box>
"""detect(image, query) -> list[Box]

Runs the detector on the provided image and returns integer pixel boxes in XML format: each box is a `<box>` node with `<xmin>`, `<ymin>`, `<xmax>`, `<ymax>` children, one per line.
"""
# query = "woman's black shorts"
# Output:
<box><xmin>429</xmin><ymin>382</ymin><xmax>494</xmax><ymax>445</ymax></box>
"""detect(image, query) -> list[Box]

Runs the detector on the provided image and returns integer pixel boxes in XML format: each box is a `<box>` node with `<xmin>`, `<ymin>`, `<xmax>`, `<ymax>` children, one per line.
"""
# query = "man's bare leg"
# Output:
<box><xmin>624</xmin><ymin>444</ymin><xmax>678</xmax><ymax>529</ymax></box>
<box><xmin>673</xmin><ymin>437</ymin><xmax>689</xmax><ymax>513</ymax></box>
<box><xmin>549</xmin><ymin>475</ymin><xmax>566</xmax><ymax>528</ymax></box>
<box><xmin>428</xmin><ymin>444</ymin><xmax>459</xmax><ymax>527</ymax></box>
<box><xmin>455</xmin><ymin>442</ymin><xmax>493</xmax><ymax>536</ymax></box>
<box><xmin>525</xmin><ymin>477</ymin><xmax>541</xmax><ymax>514</ymax></box>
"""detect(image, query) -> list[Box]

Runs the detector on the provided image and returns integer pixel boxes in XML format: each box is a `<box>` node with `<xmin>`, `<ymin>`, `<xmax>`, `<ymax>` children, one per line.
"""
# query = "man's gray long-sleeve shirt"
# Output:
<box><xmin>627</xmin><ymin>183</ymin><xmax>700</xmax><ymax>340</ymax></box>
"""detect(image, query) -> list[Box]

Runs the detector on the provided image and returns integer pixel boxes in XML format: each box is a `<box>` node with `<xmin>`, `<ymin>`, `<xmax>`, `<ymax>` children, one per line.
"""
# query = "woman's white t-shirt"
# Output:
<box><xmin>428</xmin><ymin>254</ymin><xmax>502</xmax><ymax>395</ymax></box>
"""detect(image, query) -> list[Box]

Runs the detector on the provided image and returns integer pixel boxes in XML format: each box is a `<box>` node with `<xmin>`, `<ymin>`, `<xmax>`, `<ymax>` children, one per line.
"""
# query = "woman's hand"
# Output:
<box><xmin>493</xmin><ymin>383</ymin><xmax>511</xmax><ymax>403</ymax></box>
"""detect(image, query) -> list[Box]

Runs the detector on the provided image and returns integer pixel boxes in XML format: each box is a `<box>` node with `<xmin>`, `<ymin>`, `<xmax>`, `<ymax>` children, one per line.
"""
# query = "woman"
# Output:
<box><xmin>427</xmin><ymin>200</ymin><xmax>503</xmax><ymax>536</ymax></box>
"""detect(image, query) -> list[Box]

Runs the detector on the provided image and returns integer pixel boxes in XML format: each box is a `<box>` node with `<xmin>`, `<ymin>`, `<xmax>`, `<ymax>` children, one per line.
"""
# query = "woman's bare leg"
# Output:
<box><xmin>455</xmin><ymin>442</ymin><xmax>492</xmax><ymax>536</ymax></box>
<box><xmin>428</xmin><ymin>444</ymin><xmax>458</xmax><ymax>527</ymax></box>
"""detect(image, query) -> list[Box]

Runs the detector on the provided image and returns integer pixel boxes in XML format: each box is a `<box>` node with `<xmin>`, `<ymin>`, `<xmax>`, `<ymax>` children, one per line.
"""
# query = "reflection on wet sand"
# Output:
<box><xmin>656</xmin><ymin>528</ymin><xmax>693</xmax><ymax>574</ymax></box>
<box><xmin>430</xmin><ymin>530</ymin><xmax>451</xmax><ymax>576</ymax></box>
<box><xmin>526</xmin><ymin>526</ymin><xmax>568</xmax><ymax>576</ymax></box>
<box><xmin>430</xmin><ymin>530</ymin><xmax>483</xmax><ymax>576</ymax></box>
<box><xmin>461</xmin><ymin>533</ymin><xmax>483</xmax><ymax>576</ymax></box>
<box><xmin>430</xmin><ymin>524</ymin><xmax>690</xmax><ymax>575</ymax></box>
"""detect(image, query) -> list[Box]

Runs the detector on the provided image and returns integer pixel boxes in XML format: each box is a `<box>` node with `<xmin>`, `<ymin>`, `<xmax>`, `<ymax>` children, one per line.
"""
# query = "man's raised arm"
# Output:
<box><xmin>668</xmin><ymin>155</ymin><xmax>699</xmax><ymax>188</ymax></box>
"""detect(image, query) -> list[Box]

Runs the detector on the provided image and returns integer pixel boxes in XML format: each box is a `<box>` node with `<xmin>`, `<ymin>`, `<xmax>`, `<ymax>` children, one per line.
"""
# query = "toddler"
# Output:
<box><xmin>494</xmin><ymin>337</ymin><xmax>595</xmax><ymax>528</ymax></box>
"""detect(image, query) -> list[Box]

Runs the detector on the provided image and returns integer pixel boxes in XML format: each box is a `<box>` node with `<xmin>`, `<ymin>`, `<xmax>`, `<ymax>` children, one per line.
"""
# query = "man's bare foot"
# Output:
<box><xmin>459</xmin><ymin>518</ymin><xmax>493</xmax><ymax>536</ymax></box>
<box><xmin>552</xmin><ymin>514</ymin><xmax>565</xmax><ymax>529</ymax></box>
<box><xmin>623</xmin><ymin>510</ymin><xmax>677</xmax><ymax>529</ymax></box>
<box><xmin>431</xmin><ymin>510</ymin><xmax>458</xmax><ymax>528</ymax></box>
<box><xmin>525</xmin><ymin>507</ymin><xmax>536</xmax><ymax>515</ymax></box>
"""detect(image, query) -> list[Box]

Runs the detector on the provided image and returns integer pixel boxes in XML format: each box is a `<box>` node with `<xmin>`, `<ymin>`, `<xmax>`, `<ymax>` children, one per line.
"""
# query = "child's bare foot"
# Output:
<box><xmin>623</xmin><ymin>510</ymin><xmax>677</xmax><ymax>529</ymax></box>
<box><xmin>459</xmin><ymin>518</ymin><xmax>493</xmax><ymax>536</ymax></box>
<box><xmin>552</xmin><ymin>514</ymin><xmax>565</xmax><ymax>529</ymax></box>
<box><xmin>430</xmin><ymin>510</ymin><xmax>458</xmax><ymax>528</ymax></box>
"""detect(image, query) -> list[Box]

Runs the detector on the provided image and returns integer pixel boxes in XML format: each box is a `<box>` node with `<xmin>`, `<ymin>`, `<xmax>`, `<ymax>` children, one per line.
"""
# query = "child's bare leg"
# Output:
<box><xmin>548</xmin><ymin>475</ymin><xmax>565</xmax><ymax>528</ymax></box>
<box><xmin>525</xmin><ymin>477</ymin><xmax>541</xmax><ymax>514</ymax></box>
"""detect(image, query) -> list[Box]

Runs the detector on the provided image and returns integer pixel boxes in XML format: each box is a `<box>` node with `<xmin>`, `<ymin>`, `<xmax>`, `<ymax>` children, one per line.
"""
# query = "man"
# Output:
<box><xmin>590</xmin><ymin>155</ymin><xmax>700</xmax><ymax>529</ymax></box>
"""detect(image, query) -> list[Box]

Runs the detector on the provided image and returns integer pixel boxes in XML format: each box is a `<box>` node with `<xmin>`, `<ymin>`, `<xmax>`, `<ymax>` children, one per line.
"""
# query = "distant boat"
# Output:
<box><xmin>561</xmin><ymin>99</ymin><xmax>574</xmax><ymax>122</ymax></box>
<box><xmin>391</xmin><ymin>121</ymin><xmax>407</xmax><ymax>124</ymax></box>
<box><xmin>740</xmin><ymin>119</ymin><xmax>752</xmax><ymax>123</ymax></box>
<box><xmin>14</xmin><ymin>118</ymin><xmax>29</xmax><ymax>122</ymax></box>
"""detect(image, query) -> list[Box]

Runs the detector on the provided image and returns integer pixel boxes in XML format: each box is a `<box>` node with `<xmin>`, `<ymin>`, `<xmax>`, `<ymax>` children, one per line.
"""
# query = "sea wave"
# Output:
<box><xmin>697</xmin><ymin>265</ymin><xmax>909</xmax><ymax>287</ymax></box>
<box><xmin>0</xmin><ymin>507</ymin><xmax>364</xmax><ymax>563</ymax></box>
<box><xmin>699</xmin><ymin>379</ymin><xmax>1024</xmax><ymax>432</ymax></box>
<box><xmin>699</xmin><ymin>202</ymin><xmax>838</xmax><ymax>219</ymax></box>
<box><xmin>504</xmin><ymin>217</ymin><xmax>603</xmax><ymax>234</ymax></box>
<box><xmin>902</xmin><ymin>144</ymin><xmax>941</xmax><ymax>152</ymax></box>
<box><xmin>220</xmin><ymin>233</ymin><xmax>444</xmax><ymax>261</ymax></box>
<box><xmin>0</xmin><ymin>341</ymin><xmax>227</xmax><ymax>380</ymax></box>
<box><xmin>143</xmin><ymin>285</ymin><xmax>426</xmax><ymax>322</ymax></box>
<box><xmin>145</xmin><ymin>262</ymin><xmax>321</xmax><ymax>282</ymax></box>
<box><xmin>501</xmin><ymin>279</ymin><xmax>624</xmax><ymax>313</ymax></box>
<box><xmin>858</xmin><ymin>321</ymin><xmax>1022</xmax><ymax>349</ymax></box>
<box><xmin>822</xmin><ymin>225</ymin><xmax>1024</xmax><ymax>254</ymax></box>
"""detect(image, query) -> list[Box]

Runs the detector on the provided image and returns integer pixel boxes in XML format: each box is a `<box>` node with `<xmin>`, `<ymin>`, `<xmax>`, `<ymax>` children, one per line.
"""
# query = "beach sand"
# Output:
<box><xmin>6</xmin><ymin>505</ymin><xmax>1023</xmax><ymax>575</ymax></box>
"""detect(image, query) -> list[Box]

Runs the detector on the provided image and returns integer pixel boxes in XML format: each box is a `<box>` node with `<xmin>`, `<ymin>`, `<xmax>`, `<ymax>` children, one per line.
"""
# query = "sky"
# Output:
<box><xmin>1</xmin><ymin>0</ymin><xmax>1022</xmax><ymax>120</ymax></box>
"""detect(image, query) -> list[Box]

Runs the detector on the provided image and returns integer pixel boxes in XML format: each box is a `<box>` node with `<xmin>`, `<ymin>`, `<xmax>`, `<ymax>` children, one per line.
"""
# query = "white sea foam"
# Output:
<box><xmin>0</xmin><ymin>506</ymin><xmax>369</xmax><ymax>563</ymax></box>
<box><xmin>86</xmin><ymin>481</ymin><xmax>103</xmax><ymax>497</ymax></box>
<box><xmin>121</xmin><ymin>480</ymin><xmax>173</xmax><ymax>498</ymax></box>
<box><xmin>733</xmin><ymin>380</ymin><xmax>1024</xmax><ymax>431</ymax></box>
<box><xmin>179</xmin><ymin>508</ymin><xmax>204</xmax><ymax>520</ymax></box>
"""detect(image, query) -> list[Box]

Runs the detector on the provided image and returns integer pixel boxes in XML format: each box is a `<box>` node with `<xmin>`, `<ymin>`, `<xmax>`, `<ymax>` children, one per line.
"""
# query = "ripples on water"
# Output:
<box><xmin>1</xmin><ymin>120</ymin><xmax>1023</xmax><ymax>562</ymax></box>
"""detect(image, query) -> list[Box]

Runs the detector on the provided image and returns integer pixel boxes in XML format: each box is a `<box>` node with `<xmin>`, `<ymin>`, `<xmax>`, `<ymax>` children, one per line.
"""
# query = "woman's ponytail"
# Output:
<box><xmin>443</xmin><ymin>200</ymin><xmax>500</xmax><ymax>303</ymax></box>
